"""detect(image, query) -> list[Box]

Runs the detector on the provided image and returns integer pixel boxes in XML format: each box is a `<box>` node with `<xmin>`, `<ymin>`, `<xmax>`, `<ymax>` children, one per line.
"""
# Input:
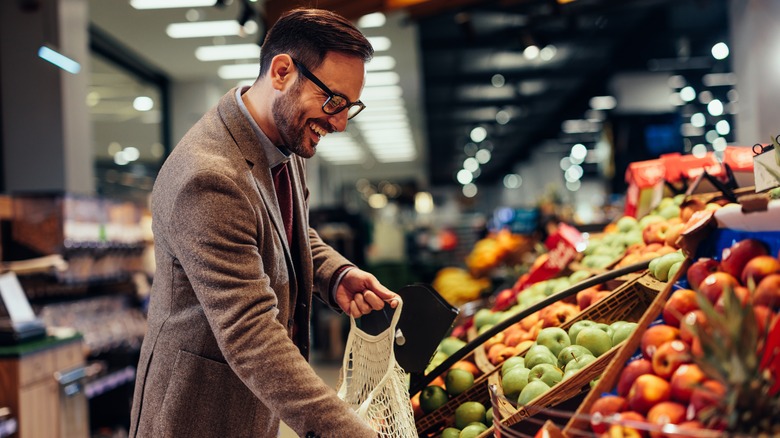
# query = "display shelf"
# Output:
<box><xmin>85</xmin><ymin>366</ymin><xmax>136</xmax><ymax>400</ymax></box>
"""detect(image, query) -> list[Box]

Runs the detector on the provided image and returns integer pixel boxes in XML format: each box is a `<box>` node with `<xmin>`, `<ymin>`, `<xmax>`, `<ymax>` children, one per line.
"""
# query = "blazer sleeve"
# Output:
<box><xmin>166</xmin><ymin>169</ymin><xmax>376</xmax><ymax>437</ymax></box>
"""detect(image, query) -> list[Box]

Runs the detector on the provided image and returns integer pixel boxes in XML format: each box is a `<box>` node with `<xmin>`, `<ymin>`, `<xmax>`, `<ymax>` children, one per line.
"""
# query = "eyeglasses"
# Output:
<box><xmin>292</xmin><ymin>59</ymin><xmax>366</xmax><ymax>120</ymax></box>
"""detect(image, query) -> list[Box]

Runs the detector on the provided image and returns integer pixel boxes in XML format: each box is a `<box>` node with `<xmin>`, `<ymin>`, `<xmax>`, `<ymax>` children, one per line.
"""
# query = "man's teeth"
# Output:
<box><xmin>310</xmin><ymin>123</ymin><xmax>327</xmax><ymax>138</ymax></box>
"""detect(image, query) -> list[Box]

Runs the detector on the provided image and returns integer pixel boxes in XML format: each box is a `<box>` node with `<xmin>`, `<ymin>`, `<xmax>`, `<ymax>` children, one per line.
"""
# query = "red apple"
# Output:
<box><xmin>721</xmin><ymin>238</ymin><xmax>769</xmax><ymax>279</ymax></box>
<box><xmin>492</xmin><ymin>288</ymin><xmax>517</xmax><ymax>311</ymax></box>
<box><xmin>662</xmin><ymin>289</ymin><xmax>699</xmax><ymax>328</ymax></box>
<box><xmin>741</xmin><ymin>255</ymin><xmax>780</xmax><ymax>287</ymax></box>
<box><xmin>641</xmin><ymin>324</ymin><xmax>680</xmax><ymax>360</ymax></box>
<box><xmin>651</xmin><ymin>340</ymin><xmax>692</xmax><ymax>379</ymax></box>
<box><xmin>643</xmin><ymin>222</ymin><xmax>672</xmax><ymax>245</ymax></box>
<box><xmin>680</xmin><ymin>198</ymin><xmax>706</xmax><ymax>223</ymax></box>
<box><xmin>605</xmin><ymin>411</ymin><xmax>649</xmax><ymax>438</ymax></box>
<box><xmin>686</xmin><ymin>258</ymin><xmax>720</xmax><ymax>291</ymax></box>
<box><xmin>664</xmin><ymin>223</ymin><xmax>687</xmax><ymax>249</ymax></box>
<box><xmin>646</xmin><ymin>401</ymin><xmax>687</xmax><ymax>438</ymax></box>
<box><xmin>754</xmin><ymin>274</ymin><xmax>780</xmax><ymax>309</ymax></box>
<box><xmin>698</xmin><ymin>272</ymin><xmax>739</xmax><ymax>304</ymax></box>
<box><xmin>617</xmin><ymin>359</ymin><xmax>654</xmax><ymax>397</ymax></box>
<box><xmin>577</xmin><ymin>286</ymin><xmax>601</xmax><ymax>310</ymax></box>
<box><xmin>669</xmin><ymin>363</ymin><xmax>705</xmax><ymax>404</ymax></box>
<box><xmin>754</xmin><ymin>305</ymin><xmax>775</xmax><ymax>335</ymax></box>
<box><xmin>689</xmin><ymin>379</ymin><xmax>726</xmax><ymax>417</ymax></box>
<box><xmin>539</xmin><ymin>302</ymin><xmax>579</xmax><ymax>327</ymax></box>
<box><xmin>589</xmin><ymin>395</ymin><xmax>628</xmax><ymax>434</ymax></box>
<box><xmin>679</xmin><ymin>310</ymin><xmax>708</xmax><ymax>344</ymax></box>
<box><xmin>628</xmin><ymin>374</ymin><xmax>672</xmax><ymax>415</ymax></box>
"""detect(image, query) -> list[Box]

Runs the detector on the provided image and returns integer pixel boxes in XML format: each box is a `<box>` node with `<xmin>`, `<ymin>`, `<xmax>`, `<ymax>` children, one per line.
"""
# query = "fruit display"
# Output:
<box><xmin>465</xmin><ymin>228</ymin><xmax>533</xmax><ymax>278</ymax></box>
<box><xmin>432</xmin><ymin>267</ymin><xmax>492</xmax><ymax>306</ymax></box>
<box><xmin>581</xmin><ymin>235</ymin><xmax>780</xmax><ymax>437</ymax></box>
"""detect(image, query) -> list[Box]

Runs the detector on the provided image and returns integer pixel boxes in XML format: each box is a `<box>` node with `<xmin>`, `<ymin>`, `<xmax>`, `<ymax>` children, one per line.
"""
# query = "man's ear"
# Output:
<box><xmin>269</xmin><ymin>54</ymin><xmax>295</xmax><ymax>91</ymax></box>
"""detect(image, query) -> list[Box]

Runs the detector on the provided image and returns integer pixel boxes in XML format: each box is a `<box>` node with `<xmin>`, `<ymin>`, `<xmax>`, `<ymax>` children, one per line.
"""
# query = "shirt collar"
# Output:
<box><xmin>235</xmin><ymin>86</ymin><xmax>291</xmax><ymax>169</ymax></box>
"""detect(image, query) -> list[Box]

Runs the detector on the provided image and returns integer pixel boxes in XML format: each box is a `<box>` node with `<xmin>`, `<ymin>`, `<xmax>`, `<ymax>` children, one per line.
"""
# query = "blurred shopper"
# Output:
<box><xmin>130</xmin><ymin>8</ymin><xmax>397</xmax><ymax>438</ymax></box>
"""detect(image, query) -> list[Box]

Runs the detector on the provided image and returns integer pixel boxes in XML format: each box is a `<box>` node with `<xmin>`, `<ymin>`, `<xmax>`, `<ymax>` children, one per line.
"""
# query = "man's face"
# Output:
<box><xmin>272</xmin><ymin>53</ymin><xmax>365</xmax><ymax>158</ymax></box>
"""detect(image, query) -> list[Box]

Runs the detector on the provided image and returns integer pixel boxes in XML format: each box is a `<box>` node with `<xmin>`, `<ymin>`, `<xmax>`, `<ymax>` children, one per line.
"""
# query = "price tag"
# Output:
<box><xmin>0</xmin><ymin>272</ymin><xmax>36</xmax><ymax>324</ymax></box>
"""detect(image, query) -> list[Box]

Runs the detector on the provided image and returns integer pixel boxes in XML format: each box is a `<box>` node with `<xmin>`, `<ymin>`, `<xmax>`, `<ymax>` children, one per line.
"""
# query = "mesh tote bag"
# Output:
<box><xmin>336</xmin><ymin>297</ymin><xmax>417</xmax><ymax>437</ymax></box>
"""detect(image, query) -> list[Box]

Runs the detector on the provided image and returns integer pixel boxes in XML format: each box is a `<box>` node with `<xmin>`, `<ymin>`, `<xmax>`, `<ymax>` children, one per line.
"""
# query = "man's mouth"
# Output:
<box><xmin>309</xmin><ymin>122</ymin><xmax>328</xmax><ymax>138</ymax></box>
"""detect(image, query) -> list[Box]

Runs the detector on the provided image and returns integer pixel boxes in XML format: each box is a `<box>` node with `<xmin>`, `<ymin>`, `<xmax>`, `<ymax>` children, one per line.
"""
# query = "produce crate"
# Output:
<box><xmin>563</xmin><ymin>261</ymin><xmax>688</xmax><ymax>436</ymax></box>
<box><xmin>469</xmin><ymin>326</ymin><xmax>496</xmax><ymax>374</ymax></box>
<box><xmin>480</xmin><ymin>272</ymin><xmax>666</xmax><ymax>437</ymax></box>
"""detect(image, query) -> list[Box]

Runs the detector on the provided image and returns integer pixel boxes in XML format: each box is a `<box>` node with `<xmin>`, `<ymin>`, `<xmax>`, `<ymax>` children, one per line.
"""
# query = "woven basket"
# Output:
<box><xmin>482</xmin><ymin>272</ymin><xmax>666</xmax><ymax>437</ymax></box>
<box><xmin>416</xmin><ymin>272</ymin><xmax>665</xmax><ymax>437</ymax></box>
<box><xmin>562</xmin><ymin>260</ymin><xmax>688</xmax><ymax>436</ymax></box>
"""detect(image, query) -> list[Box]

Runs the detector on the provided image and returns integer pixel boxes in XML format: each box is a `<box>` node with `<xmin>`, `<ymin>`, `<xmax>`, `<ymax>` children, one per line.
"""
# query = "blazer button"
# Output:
<box><xmin>305</xmin><ymin>432</ymin><xmax>320</xmax><ymax>438</ymax></box>
<box><xmin>287</xmin><ymin>318</ymin><xmax>294</xmax><ymax>328</ymax></box>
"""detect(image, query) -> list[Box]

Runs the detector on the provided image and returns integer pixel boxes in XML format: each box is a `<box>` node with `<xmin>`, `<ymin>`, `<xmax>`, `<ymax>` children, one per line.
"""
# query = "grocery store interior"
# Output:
<box><xmin>1</xmin><ymin>0</ymin><xmax>779</xmax><ymax>437</ymax></box>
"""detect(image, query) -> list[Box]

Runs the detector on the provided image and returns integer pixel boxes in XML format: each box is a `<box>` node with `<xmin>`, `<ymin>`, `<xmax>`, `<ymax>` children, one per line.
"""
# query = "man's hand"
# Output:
<box><xmin>335</xmin><ymin>268</ymin><xmax>399</xmax><ymax>318</ymax></box>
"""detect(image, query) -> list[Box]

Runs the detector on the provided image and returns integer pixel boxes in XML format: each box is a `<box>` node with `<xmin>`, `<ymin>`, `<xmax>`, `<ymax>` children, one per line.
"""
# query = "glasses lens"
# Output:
<box><xmin>347</xmin><ymin>104</ymin><xmax>364</xmax><ymax>119</ymax></box>
<box><xmin>324</xmin><ymin>95</ymin><xmax>346</xmax><ymax>114</ymax></box>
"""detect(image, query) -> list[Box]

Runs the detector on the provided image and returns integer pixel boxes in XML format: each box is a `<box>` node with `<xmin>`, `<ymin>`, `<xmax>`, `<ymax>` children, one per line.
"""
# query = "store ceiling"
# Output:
<box><xmin>86</xmin><ymin>0</ymin><xmax>730</xmax><ymax>189</ymax></box>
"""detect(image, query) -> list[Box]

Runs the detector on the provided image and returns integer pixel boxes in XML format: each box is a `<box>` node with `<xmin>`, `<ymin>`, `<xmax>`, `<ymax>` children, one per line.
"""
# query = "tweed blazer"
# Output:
<box><xmin>129</xmin><ymin>89</ymin><xmax>376</xmax><ymax>438</ymax></box>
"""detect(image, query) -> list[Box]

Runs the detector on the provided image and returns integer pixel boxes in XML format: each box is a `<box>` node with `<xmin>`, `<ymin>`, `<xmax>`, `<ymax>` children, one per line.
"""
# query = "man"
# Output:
<box><xmin>130</xmin><ymin>8</ymin><xmax>399</xmax><ymax>438</ymax></box>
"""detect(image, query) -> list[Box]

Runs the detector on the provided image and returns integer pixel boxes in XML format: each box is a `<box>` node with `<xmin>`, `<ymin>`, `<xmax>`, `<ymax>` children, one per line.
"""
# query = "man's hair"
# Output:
<box><xmin>259</xmin><ymin>8</ymin><xmax>374</xmax><ymax>77</ymax></box>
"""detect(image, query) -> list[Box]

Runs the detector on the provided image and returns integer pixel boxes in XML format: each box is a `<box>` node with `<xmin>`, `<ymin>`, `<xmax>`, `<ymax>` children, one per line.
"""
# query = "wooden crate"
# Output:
<box><xmin>417</xmin><ymin>272</ymin><xmax>665</xmax><ymax>437</ymax></box>
<box><xmin>562</xmin><ymin>260</ymin><xmax>689</xmax><ymax>436</ymax></box>
<box><xmin>479</xmin><ymin>272</ymin><xmax>666</xmax><ymax>437</ymax></box>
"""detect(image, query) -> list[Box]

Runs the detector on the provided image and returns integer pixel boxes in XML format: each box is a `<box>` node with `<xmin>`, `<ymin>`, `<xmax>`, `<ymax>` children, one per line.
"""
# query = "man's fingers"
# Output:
<box><xmin>362</xmin><ymin>291</ymin><xmax>386</xmax><ymax>310</ymax></box>
<box><xmin>352</xmin><ymin>292</ymin><xmax>372</xmax><ymax>315</ymax></box>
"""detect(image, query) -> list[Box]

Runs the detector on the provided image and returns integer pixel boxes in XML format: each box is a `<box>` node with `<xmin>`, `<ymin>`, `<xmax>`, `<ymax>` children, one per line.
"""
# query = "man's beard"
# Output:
<box><xmin>273</xmin><ymin>82</ymin><xmax>318</xmax><ymax>159</ymax></box>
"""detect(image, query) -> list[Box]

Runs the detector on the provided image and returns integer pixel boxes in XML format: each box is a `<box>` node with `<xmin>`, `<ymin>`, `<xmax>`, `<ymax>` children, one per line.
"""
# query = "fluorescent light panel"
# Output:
<box><xmin>38</xmin><ymin>46</ymin><xmax>81</xmax><ymax>74</ymax></box>
<box><xmin>131</xmin><ymin>0</ymin><xmax>215</xmax><ymax>9</ymax></box>
<box><xmin>196</xmin><ymin>44</ymin><xmax>260</xmax><ymax>61</ymax></box>
<box><xmin>366</xmin><ymin>56</ymin><xmax>396</xmax><ymax>72</ymax></box>
<box><xmin>218</xmin><ymin>63</ymin><xmax>259</xmax><ymax>79</ymax></box>
<box><xmin>358</xmin><ymin>12</ymin><xmax>386</xmax><ymax>28</ymax></box>
<box><xmin>365</xmin><ymin>71</ymin><xmax>400</xmax><ymax>87</ymax></box>
<box><xmin>167</xmin><ymin>20</ymin><xmax>246</xmax><ymax>38</ymax></box>
<box><xmin>367</xmin><ymin>36</ymin><xmax>391</xmax><ymax>52</ymax></box>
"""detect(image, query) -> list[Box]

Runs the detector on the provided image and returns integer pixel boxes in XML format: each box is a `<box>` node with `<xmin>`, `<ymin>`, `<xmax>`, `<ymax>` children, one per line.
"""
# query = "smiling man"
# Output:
<box><xmin>129</xmin><ymin>8</ymin><xmax>398</xmax><ymax>438</ymax></box>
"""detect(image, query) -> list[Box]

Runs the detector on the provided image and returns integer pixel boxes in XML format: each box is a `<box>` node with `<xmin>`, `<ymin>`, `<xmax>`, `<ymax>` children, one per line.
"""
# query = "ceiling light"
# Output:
<box><xmin>713</xmin><ymin>137</ymin><xmax>727</xmax><ymax>151</ymax></box>
<box><xmin>565</xmin><ymin>164</ymin><xmax>583</xmax><ymax>182</ymax></box>
<box><xmin>365</xmin><ymin>71</ymin><xmax>400</xmax><ymax>87</ymax></box>
<box><xmin>523</xmin><ymin>45</ymin><xmax>540</xmax><ymax>60</ymax></box>
<box><xmin>354</xmin><ymin>112</ymin><xmax>407</xmax><ymax>123</ymax></box>
<box><xmin>167</xmin><ymin>20</ymin><xmax>246</xmax><ymax>38</ymax></box>
<box><xmin>218</xmin><ymin>63</ymin><xmax>259</xmax><ymax>79</ymax></box>
<box><xmin>679</xmin><ymin>86</ymin><xmax>696</xmax><ymax>102</ymax></box>
<box><xmin>368</xmin><ymin>193</ymin><xmax>388</xmax><ymax>209</ymax></box>
<box><xmin>475</xmin><ymin>149</ymin><xmax>491</xmax><ymax>164</ymax></box>
<box><xmin>562</xmin><ymin>120</ymin><xmax>599</xmax><ymax>134</ymax></box>
<box><xmin>108</xmin><ymin>142</ymin><xmax>122</xmax><ymax>155</ymax></box>
<box><xmin>565</xmin><ymin>180</ymin><xmax>581</xmax><ymax>191</ymax></box>
<box><xmin>38</xmin><ymin>45</ymin><xmax>81</xmax><ymax>74</ymax></box>
<box><xmin>589</xmin><ymin>96</ymin><xmax>616</xmax><ymax>110</ymax></box>
<box><xmin>680</xmin><ymin>123</ymin><xmax>704</xmax><ymax>137</ymax></box>
<box><xmin>503</xmin><ymin>174</ymin><xmax>522</xmax><ymax>189</ymax></box>
<box><xmin>317</xmin><ymin>134</ymin><xmax>365</xmax><ymax>164</ymax></box>
<box><xmin>491</xmin><ymin>74</ymin><xmax>505</xmax><ymax>87</ymax></box>
<box><xmin>518</xmin><ymin>80</ymin><xmax>546</xmax><ymax>96</ymax></box>
<box><xmin>539</xmin><ymin>45</ymin><xmax>557</xmax><ymax>61</ymax></box>
<box><xmin>415</xmin><ymin>192</ymin><xmax>434</xmax><ymax>214</ymax></box>
<box><xmin>705</xmin><ymin>130</ymin><xmax>719</xmax><ymax>143</ymax></box>
<box><xmin>123</xmin><ymin>146</ymin><xmax>140</xmax><ymax>161</ymax></box>
<box><xmin>367</xmin><ymin>36</ymin><xmax>391</xmax><ymax>52</ymax></box>
<box><xmin>716</xmin><ymin>119</ymin><xmax>730</xmax><ymax>135</ymax></box>
<box><xmin>560</xmin><ymin>157</ymin><xmax>572</xmax><ymax>170</ymax></box>
<box><xmin>463</xmin><ymin>157</ymin><xmax>479</xmax><ymax>172</ymax></box>
<box><xmin>711</xmin><ymin>42</ymin><xmax>729</xmax><ymax>60</ymax></box>
<box><xmin>496</xmin><ymin>110</ymin><xmax>510</xmax><ymax>125</ymax></box>
<box><xmin>366</xmin><ymin>56</ymin><xmax>396</xmax><ymax>71</ymax></box>
<box><xmin>131</xmin><ymin>0</ymin><xmax>216</xmax><ymax>9</ymax></box>
<box><xmin>360</xmin><ymin>85</ymin><xmax>402</xmax><ymax>100</ymax></box>
<box><xmin>570</xmin><ymin>143</ymin><xmax>587</xmax><ymax>161</ymax></box>
<box><xmin>707</xmin><ymin>99</ymin><xmax>724</xmax><ymax>116</ymax></box>
<box><xmin>114</xmin><ymin>151</ymin><xmax>129</xmax><ymax>166</ymax></box>
<box><xmin>195</xmin><ymin>44</ymin><xmax>260</xmax><ymax>61</ymax></box>
<box><xmin>668</xmin><ymin>75</ymin><xmax>686</xmax><ymax>88</ymax></box>
<box><xmin>358</xmin><ymin>12</ymin><xmax>386</xmax><ymax>29</ymax></box>
<box><xmin>457</xmin><ymin>169</ymin><xmax>473</xmax><ymax>185</ymax></box>
<box><xmin>703</xmin><ymin>72</ymin><xmax>737</xmax><ymax>87</ymax></box>
<box><xmin>692</xmin><ymin>144</ymin><xmax>708</xmax><ymax>158</ymax></box>
<box><xmin>133</xmin><ymin>96</ymin><xmax>154</xmax><ymax>111</ymax></box>
<box><xmin>727</xmin><ymin>89</ymin><xmax>739</xmax><ymax>102</ymax></box>
<box><xmin>698</xmin><ymin>90</ymin><xmax>713</xmax><ymax>104</ymax></box>
<box><xmin>691</xmin><ymin>112</ymin><xmax>706</xmax><ymax>128</ymax></box>
<box><xmin>462</xmin><ymin>183</ymin><xmax>478</xmax><ymax>198</ymax></box>
<box><xmin>470</xmin><ymin>127</ymin><xmax>487</xmax><ymax>142</ymax></box>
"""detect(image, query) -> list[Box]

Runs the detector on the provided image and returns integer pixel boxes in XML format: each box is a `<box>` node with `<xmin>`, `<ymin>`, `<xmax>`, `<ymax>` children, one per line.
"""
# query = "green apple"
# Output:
<box><xmin>473</xmin><ymin>309</ymin><xmax>494</xmax><ymax>330</ymax></box>
<box><xmin>568</xmin><ymin>320</ymin><xmax>597</xmax><ymax>344</ymax></box>
<box><xmin>485</xmin><ymin>407</ymin><xmax>493</xmax><ymax>427</ymax></box>
<box><xmin>441</xmin><ymin>427</ymin><xmax>460</xmax><ymax>438</ymax></box>
<box><xmin>667</xmin><ymin>260</ymin><xmax>683</xmax><ymax>281</ymax></box>
<box><xmin>459</xmin><ymin>423</ymin><xmax>488</xmax><ymax>438</ymax></box>
<box><xmin>595</xmin><ymin>323</ymin><xmax>613</xmax><ymax>338</ymax></box>
<box><xmin>454</xmin><ymin>401</ymin><xmax>486</xmax><ymax>429</ymax></box>
<box><xmin>575</xmin><ymin>327</ymin><xmax>613</xmax><ymax>357</ymax></box>
<box><xmin>611</xmin><ymin>322</ymin><xmax>637</xmax><ymax>346</ymax></box>
<box><xmin>501</xmin><ymin>356</ymin><xmax>525</xmax><ymax>377</ymax></box>
<box><xmin>564</xmin><ymin>353</ymin><xmax>596</xmax><ymax>372</ymax></box>
<box><xmin>557</xmin><ymin>344</ymin><xmax>592</xmax><ymax>368</ymax></box>
<box><xmin>528</xmin><ymin>363</ymin><xmax>564</xmax><ymax>387</ymax></box>
<box><xmin>524</xmin><ymin>345</ymin><xmax>558</xmax><ymax>369</ymax></box>
<box><xmin>419</xmin><ymin>385</ymin><xmax>449</xmax><ymax>413</ymax></box>
<box><xmin>517</xmin><ymin>380</ymin><xmax>550</xmax><ymax>405</ymax></box>
<box><xmin>638</xmin><ymin>214</ymin><xmax>665</xmax><ymax>230</ymax></box>
<box><xmin>536</xmin><ymin>327</ymin><xmax>571</xmax><ymax>358</ymax></box>
<box><xmin>477</xmin><ymin>324</ymin><xmax>494</xmax><ymax>335</ymax></box>
<box><xmin>569</xmin><ymin>270</ymin><xmax>592</xmax><ymax>284</ymax></box>
<box><xmin>487</xmin><ymin>311</ymin><xmax>506</xmax><ymax>326</ymax></box>
<box><xmin>658</xmin><ymin>204</ymin><xmax>681</xmax><ymax>220</ymax></box>
<box><xmin>501</xmin><ymin>366</ymin><xmax>530</xmax><ymax>400</ymax></box>
<box><xmin>445</xmin><ymin>368</ymin><xmax>474</xmax><ymax>396</ymax></box>
<box><xmin>652</xmin><ymin>251</ymin><xmax>685</xmax><ymax>281</ymax></box>
<box><xmin>616</xmin><ymin>216</ymin><xmax>639</xmax><ymax>233</ymax></box>
<box><xmin>439</xmin><ymin>337</ymin><xmax>467</xmax><ymax>356</ymax></box>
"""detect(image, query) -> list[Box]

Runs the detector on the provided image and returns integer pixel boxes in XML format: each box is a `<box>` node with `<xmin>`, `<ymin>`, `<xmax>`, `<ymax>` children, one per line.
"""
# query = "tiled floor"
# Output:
<box><xmin>278</xmin><ymin>361</ymin><xmax>342</xmax><ymax>438</ymax></box>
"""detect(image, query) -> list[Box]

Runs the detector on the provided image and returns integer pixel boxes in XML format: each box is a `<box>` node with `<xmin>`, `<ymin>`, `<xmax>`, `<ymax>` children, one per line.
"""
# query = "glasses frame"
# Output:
<box><xmin>292</xmin><ymin>58</ymin><xmax>366</xmax><ymax>120</ymax></box>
